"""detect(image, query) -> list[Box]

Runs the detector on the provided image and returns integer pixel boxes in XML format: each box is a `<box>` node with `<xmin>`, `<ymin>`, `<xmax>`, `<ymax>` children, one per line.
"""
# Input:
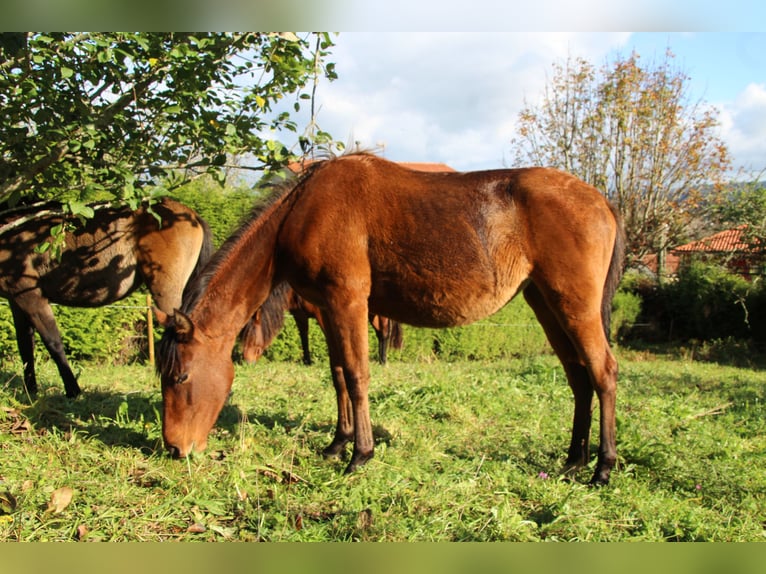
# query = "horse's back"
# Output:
<box><xmin>8</xmin><ymin>205</ymin><xmax>143</xmax><ymax>306</ymax></box>
<box><xmin>277</xmin><ymin>155</ymin><xmax>618</xmax><ymax>329</ymax></box>
<box><xmin>0</xmin><ymin>198</ymin><xmax>207</xmax><ymax>308</ymax></box>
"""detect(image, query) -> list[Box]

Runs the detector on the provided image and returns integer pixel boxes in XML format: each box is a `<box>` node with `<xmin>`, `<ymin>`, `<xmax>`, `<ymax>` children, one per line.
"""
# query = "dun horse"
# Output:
<box><xmin>239</xmin><ymin>282</ymin><xmax>403</xmax><ymax>365</ymax></box>
<box><xmin>0</xmin><ymin>197</ymin><xmax>213</xmax><ymax>398</ymax></box>
<box><xmin>157</xmin><ymin>154</ymin><xmax>624</xmax><ymax>485</ymax></box>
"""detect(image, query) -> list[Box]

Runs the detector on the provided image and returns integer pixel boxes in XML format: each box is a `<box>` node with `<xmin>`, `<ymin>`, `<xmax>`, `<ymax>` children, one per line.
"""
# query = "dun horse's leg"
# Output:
<box><xmin>11</xmin><ymin>294</ymin><xmax>81</xmax><ymax>398</ymax></box>
<box><xmin>10</xmin><ymin>302</ymin><xmax>38</xmax><ymax>395</ymax></box>
<box><xmin>523</xmin><ymin>284</ymin><xmax>617</xmax><ymax>485</ymax></box>
<box><xmin>322</xmin><ymin>298</ymin><xmax>374</xmax><ymax>474</ymax></box>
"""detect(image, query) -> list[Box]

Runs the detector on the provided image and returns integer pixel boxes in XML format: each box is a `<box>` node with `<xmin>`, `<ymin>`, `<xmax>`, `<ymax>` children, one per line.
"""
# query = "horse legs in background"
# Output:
<box><xmin>370</xmin><ymin>315</ymin><xmax>403</xmax><ymax>365</ymax></box>
<box><xmin>290</xmin><ymin>308</ymin><xmax>313</xmax><ymax>365</ymax></box>
<box><xmin>523</xmin><ymin>283</ymin><xmax>618</xmax><ymax>485</ymax></box>
<box><xmin>10</xmin><ymin>296</ymin><xmax>81</xmax><ymax>398</ymax></box>
<box><xmin>370</xmin><ymin>315</ymin><xmax>389</xmax><ymax>364</ymax></box>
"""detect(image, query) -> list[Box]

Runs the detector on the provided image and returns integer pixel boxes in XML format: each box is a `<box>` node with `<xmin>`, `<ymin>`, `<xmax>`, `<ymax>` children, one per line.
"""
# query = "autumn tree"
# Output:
<box><xmin>0</xmin><ymin>32</ymin><xmax>337</xmax><ymax>216</ymax></box>
<box><xmin>511</xmin><ymin>50</ymin><xmax>731</xmax><ymax>268</ymax></box>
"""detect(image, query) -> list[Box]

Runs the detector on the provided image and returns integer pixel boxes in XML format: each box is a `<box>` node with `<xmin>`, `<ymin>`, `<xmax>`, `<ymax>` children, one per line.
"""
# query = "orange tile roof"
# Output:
<box><xmin>287</xmin><ymin>158</ymin><xmax>455</xmax><ymax>174</ymax></box>
<box><xmin>396</xmin><ymin>162</ymin><xmax>456</xmax><ymax>173</ymax></box>
<box><xmin>673</xmin><ymin>226</ymin><xmax>757</xmax><ymax>254</ymax></box>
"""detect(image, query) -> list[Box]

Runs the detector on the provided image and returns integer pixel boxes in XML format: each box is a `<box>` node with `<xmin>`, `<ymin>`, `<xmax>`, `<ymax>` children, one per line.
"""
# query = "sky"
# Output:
<box><xmin>293</xmin><ymin>32</ymin><xmax>766</xmax><ymax>176</ymax></box>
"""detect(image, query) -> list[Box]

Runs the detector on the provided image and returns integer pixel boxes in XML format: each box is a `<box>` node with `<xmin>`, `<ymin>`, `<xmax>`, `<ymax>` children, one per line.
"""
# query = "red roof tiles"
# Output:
<box><xmin>287</xmin><ymin>158</ymin><xmax>456</xmax><ymax>174</ymax></box>
<box><xmin>673</xmin><ymin>226</ymin><xmax>757</xmax><ymax>254</ymax></box>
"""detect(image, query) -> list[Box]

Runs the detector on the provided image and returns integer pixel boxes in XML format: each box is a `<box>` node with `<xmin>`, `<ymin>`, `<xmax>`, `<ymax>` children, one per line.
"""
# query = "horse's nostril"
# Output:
<box><xmin>167</xmin><ymin>445</ymin><xmax>181</xmax><ymax>459</ymax></box>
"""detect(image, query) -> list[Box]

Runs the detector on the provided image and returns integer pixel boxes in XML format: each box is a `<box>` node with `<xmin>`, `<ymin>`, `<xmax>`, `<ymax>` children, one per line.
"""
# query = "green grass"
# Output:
<box><xmin>1</xmin><ymin>350</ymin><xmax>765</xmax><ymax>541</ymax></box>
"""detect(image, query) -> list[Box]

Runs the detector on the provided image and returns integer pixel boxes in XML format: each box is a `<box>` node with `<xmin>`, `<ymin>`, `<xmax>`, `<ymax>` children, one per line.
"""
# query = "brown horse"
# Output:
<box><xmin>0</xmin><ymin>197</ymin><xmax>213</xmax><ymax>398</ymax></box>
<box><xmin>157</xmin><ymin>153</ymin><xmax>624</xmax><ymax>485</ymax></box>
<box><xmin>239</xmin><ymin>283</ymin><xmax>403</xmax><ymax>365</ymax></box>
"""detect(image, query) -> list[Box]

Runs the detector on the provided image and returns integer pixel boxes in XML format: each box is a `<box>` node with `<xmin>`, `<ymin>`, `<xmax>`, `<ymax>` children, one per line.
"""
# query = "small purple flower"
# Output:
<box><xmin>695</xmin><ymin>484</ymin><xmax>702</xmax><ymax>491</ymax></box>
<box><xmin>538</xmin><ymin>472</ymin><xmax>549</xmax><ymax>480</ymax></box>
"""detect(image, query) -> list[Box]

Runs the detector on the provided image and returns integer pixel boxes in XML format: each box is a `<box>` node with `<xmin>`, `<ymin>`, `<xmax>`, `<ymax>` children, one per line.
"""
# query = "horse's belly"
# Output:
<box><xmin>41</xmin><ymin>248</ymin><xmax>140</xmax><ymax>307</ymax></box>
<box><xmin>369</xmin><ymin>271</ymin><xmax>525</xmax><ymax>329</ymax></box>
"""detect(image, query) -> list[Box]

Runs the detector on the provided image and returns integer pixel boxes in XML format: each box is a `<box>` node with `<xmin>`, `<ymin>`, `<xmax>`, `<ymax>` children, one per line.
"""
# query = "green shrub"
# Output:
<box><xmin>661</xmin><ymin>260</ymin><xmax>753</xmax><ymax>341</ymax></box>
<box><xmin>170</xmin><ymin>178</ymin><xmax>260</xmax><ymax>247</ymax></box>
<box><xmin>611</xmin><ymin>289</ymin><xmax>643</xmax><ymax>342</ymax></box>
<box><xmin>0</xmin><ymin>291</ymin><xmax>150</xmax><ymax>366</ymax></box>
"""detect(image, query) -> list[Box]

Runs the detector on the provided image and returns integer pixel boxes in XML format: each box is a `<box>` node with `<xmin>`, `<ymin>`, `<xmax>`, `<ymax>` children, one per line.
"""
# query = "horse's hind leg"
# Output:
<box><xmin>11</xmin><ymin>294</ymin><xmax>81</xmax><ymax>398</ymax></box>
<box><xmin>523</xmin><ymin>283</ymin><xmax>617</xmax><ymax>485</ymax></box>
<box><xmin>370</xmin><ymin>315</ymin><xmax>389</xmax><ymax>365</ymax></box>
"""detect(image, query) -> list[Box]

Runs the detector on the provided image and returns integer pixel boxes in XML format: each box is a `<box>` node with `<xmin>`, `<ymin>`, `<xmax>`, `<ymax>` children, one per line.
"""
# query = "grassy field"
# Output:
<box><xmin>1</xmin><ymin>347</ymin><xmax>765</xmax><ymax>542</ymax></box>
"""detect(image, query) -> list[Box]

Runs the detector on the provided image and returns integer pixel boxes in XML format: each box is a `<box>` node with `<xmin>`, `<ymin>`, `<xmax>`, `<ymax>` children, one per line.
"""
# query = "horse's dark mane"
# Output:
<box><xmin>178</xmin><ymin>162</ymin><xmax>323</xmax><ymax>315</ymax></box>
<box><xmin>157</xmin><ymin>158</ymin><xmax>333</xmax><ymax>378</ymax></box>
<box><xmin>238</xmin><ymin>281</ymin><xmax>292</xmax><ymax>352</ymax></box>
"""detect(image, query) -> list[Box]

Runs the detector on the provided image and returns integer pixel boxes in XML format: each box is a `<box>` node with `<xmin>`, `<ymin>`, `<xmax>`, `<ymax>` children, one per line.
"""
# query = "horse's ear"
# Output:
<box><xmin>173</xmin><ymin>310</ymin><xmax>195</xmax><ymax>343</ymax></box>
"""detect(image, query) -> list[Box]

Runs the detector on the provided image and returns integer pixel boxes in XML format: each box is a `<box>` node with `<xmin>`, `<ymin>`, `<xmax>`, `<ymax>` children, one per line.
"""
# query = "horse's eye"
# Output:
<box><xmin>176</xmin><ymin>373</ymin><xmax>189</xmax><ymax>385</ymax></box>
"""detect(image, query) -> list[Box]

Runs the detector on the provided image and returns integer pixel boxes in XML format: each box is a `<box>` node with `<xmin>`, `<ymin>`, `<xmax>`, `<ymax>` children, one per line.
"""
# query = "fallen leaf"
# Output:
<box><xmin>187</xmin><ymin>523</ymin><xmax>207</xmax><ymax>534</ymax></box>
<box><xmin>209</xmin><ymin>450</ymin><xmax>226</xmax><ymax>461</ymax></box>
<box><xmin>10</xmin><ymin>418</ymin><xmax>31</xmax><ymax>434</ymax></box>
<box><xmin>76</xmin><ymin>524</ymin><xmax>89</xmax><ymax>540</ymax></box>
<box><xmin>47</xmin><ymin>487</ymin><xmax>74</xmax><ymax>514</ymax></box>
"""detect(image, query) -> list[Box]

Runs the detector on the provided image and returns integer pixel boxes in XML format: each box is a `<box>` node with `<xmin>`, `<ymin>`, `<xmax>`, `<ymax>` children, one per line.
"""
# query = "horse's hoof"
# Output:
<box><xmin>589</xmin><ymin>472</ymin><xmax>611</xmax><ymax>487</ymax></box>
<box><xmin>344</xmin><ymin>451</ymin><xmax>373</xmax><ymax>474</ymax></box>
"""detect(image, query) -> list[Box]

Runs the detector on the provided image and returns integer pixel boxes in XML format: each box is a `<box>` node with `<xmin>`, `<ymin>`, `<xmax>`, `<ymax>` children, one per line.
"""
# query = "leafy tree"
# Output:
<box><xmin>0</xmin><ymin>32</ymin><xmax>337</xmax><ymax>214</ymax></box>
<box><xmin>709</xmin><ymin>177</ymin><xmax>766</xmax><ymax>256</ymax></box>
<box><xmin>511</xmin><ymin>50</ymin><xmax>731</xmax><ymax>267</ymax></box>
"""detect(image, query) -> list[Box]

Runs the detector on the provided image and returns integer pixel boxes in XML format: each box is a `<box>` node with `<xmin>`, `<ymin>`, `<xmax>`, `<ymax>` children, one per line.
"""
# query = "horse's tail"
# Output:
<box><xmin>187</xmin><ymin>216</ymin><xmax>215</xmax><ymax>287</ymax></box>
<box><xmin>601</xmin><ymin>203</ymin><xmax>626</xmax><ymax>342</ymax></box>
<box><xmin>389</xmin><ymin>320</ymin><xmax>404</xmax><ymax>350</ymax></box>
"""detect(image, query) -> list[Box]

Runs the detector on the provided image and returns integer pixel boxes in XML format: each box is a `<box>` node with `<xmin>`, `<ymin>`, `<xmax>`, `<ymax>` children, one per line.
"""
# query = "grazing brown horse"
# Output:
<box><xmin>157</xmin><ymin>153</ymin><xmax>624</xmax><ymax>485</ymax></box>
<box><xmin>239</xmin><ymin>282</ymin><xmax>403</xmax><ymax>365</ymax></box>
<box><xmin>0</xmin><ymin>197</ymin><xmax>213</xmax><ymax>398</ymax></box>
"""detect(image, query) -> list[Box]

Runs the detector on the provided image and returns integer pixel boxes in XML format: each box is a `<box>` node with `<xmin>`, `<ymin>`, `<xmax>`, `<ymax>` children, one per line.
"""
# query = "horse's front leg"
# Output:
<box><xmin>11</xmin><ymin>295</ymin><xmax>81</xmax><ymax>398</ymax></box>
<box><xmin>322</xmin><ymin>299</ymin><xmax>374</xmax><ymax>473</ymax></box>
<box><xmin>322</xmin><ymin>326</ymin><xmax>354</xmax><ymax>459</ymax></box>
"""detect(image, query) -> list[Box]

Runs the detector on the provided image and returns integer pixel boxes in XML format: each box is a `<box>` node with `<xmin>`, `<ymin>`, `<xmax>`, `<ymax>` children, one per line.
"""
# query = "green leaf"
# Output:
<box><xmin>67</xmin><ymin>201</ymin><xmax>95</xmax><ymax>218</ymax></box>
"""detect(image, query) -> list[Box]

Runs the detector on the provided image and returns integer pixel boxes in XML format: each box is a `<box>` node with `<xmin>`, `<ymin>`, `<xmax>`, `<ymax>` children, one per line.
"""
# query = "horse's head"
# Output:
<box><xmin>155</xmin><ymin>309</ymin><xmax>234</xmax><ymax>458</ymax></box>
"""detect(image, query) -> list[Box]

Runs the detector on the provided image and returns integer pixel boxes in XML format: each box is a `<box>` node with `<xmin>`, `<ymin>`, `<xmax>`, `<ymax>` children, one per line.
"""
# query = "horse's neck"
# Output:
<box><xmin>192</xmin><ymin>198</ymin><xmax>287</xmax><ymax>340</ymax></box>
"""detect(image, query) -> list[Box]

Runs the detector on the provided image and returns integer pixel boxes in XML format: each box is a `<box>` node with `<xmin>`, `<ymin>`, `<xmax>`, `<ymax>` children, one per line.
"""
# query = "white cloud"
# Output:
<box><xmin>315</xmin><ymin>33</ymin><xmax>629</xmax><ymax>171</ymax></box>
<box><xmin>299</xmin><ymin>33</ymin><xmax>765</xmax><ymax>176</ymax></box>
<box><xmin>719</xmin><ymin>83</ymin><xmax>766</xmax><ymax>173</ymax></box>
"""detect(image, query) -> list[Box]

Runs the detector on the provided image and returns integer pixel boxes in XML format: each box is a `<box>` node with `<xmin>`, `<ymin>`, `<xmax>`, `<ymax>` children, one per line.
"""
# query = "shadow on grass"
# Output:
<box><xmin>2</xmin><ymin>373</ymin><xmax>244</xmax><ymax>456</ymax></box>
<box><xmin>620</xmin><ymin>339</ymin><xmax>766</xmax><ymax>370</ymax></box>
<box><xmin>4</xmin><ymin>367</ymin><xmax>393</xmax><ymax>466</ymax></box>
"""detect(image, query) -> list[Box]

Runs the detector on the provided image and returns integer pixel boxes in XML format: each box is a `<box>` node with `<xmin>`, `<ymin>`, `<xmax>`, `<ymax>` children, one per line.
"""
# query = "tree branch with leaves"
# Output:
<box><xmin>0</xmin><ymin>32</ymin><xmax>337</xmax><ymax>213</ymax></box>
